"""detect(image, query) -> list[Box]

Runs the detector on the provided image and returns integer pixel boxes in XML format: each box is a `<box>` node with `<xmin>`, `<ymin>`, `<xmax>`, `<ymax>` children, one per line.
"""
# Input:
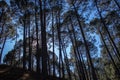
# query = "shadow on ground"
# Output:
<box><xmin>0</xmin><ymin>64</ymin><xmax>66</xmax><ymax>80</ymax></box>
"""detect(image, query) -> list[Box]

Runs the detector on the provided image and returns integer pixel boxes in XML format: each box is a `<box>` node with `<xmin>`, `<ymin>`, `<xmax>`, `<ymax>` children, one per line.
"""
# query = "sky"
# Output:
<box><xmin>1</xmin><ymin>0</ymin><xmax>102</xmax><ymax>63</ymax></box>
<box><xmin>2</xmin><ymin>28</ymin><xmax>23</xmax><ymax>63</ymax></box>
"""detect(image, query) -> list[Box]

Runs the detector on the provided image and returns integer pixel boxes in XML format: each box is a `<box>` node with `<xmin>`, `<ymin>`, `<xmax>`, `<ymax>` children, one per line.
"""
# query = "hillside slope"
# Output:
<box><xmin>0</xmin><ymin>64</ymin><xmax>66</xmax><ymax>80</ymax></box>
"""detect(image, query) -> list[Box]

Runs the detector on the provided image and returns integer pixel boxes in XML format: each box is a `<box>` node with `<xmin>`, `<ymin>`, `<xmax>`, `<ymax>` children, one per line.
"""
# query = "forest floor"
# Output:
<box><xmin>0</xmin><ymin>64</ymin><xmax>66</xmax><ymax>80</ymax></box>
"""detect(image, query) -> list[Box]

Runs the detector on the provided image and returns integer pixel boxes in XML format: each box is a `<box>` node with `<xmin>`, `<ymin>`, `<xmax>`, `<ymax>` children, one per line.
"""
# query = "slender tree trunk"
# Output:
<box><xmin>18</xmin><ymin>49</ymin><xmax>21</xmax><ymax>67</ymax></box>
<box><xmin>0</xmin><ymin>22</ymin><xmax>5</xmax><ymax>39</ymax></box>
<box><xmin>56</xmin><ymin>11</ymin><xmax>65</xmax><ymax>78</ymax></box>
<box><xmin>108</xmin><ymin>38</ymin><xmax>120</xmax><ymax>62</ymax></box>
<box><xmin>61</xmin><ymin>38</ymin><xmax>72</xmax><ymax>80</ymax></box>
<box><xmin>0</xmin><ymin>21</ymin><xmax>5</xmax><ymax>64</ymax></box>
<box><xmin>0</xmin><ymin>8</ymin><xmax>4</xmax><ymax>23</ymax></box>
<box><xmin>98</xmin><ymin>28</ymin><xmax>120</xmax><ymax>76</ymax></box>
<box><xmin>67</xmin><ymin>25</ymin><xmax>82</xmax><ymax>80</ymax></box>
<box><xmin>35</xmin><ymin>0</ymin><xmax>40</xmax><ymax>73</ymax></box>
<box><xmin>23</xmin><ymin>14</ymin><xmax>27</xmax><ymax>70</ymax></box>
<box><xmin>94</xmin><ymin>0</ymin><xmax>120</xmax><ymax>58</ymax></box>
<box><xmin>58</xmin><ymin>7</ymin><xmax>65</xmax><ymax>78</ymax></box>
<box><xmin>23</xmin><ymin>0</ymin><xmax>28</xmax><ymax>70</ymax></box>
<box><xmin>52</xmin><ymin>8</ymin><xmax>56</xmax><ymax>77</ymax></box>
<box><xmin>56</xmin><ymin>15</ymin><xmax>62</xmax><ymax>78</ymax></box>
<box><xmin>72</xmin><ymin>2</ymin><xmax>98</xmax><ymax>80</ymax></box>
<box><xmin>28</xmin><ymin>16</ymin><xmax>31</xmax><ymax>71</ymax></box>
<box><xmin>70</xmin><ymin>17</ymin><xmax>87</xmax><ymax>80</ymax></box>
<box><xmin>0</xmin><ymin>36</ymin><xmax>7</xmax><ymax>64</ymax></box>
<box><xmin>79</xmin><ymin>50</ymin><xmax>89</xmax><ymax>80</ymax></box>
<box><xmin>48</xmin><ymin>55</ymin><xmax>51</xmax><ymax>75</ymax></box>
<box><xmin>113</xmin><ymin>0</ymin><xmax>120</xmax><ymax>10</ymax></box>
<box><xmin>15</xmin><ymin>24</ymin><xmax>18</xmax><ymax>67</ymax></box>
<box><xmin>39</xmin><ymin>0</ymin><xmax>48</xmax><ymax>78</ymax></box>
<box><xmin>31</xmin><ymin>28</ymin><xmax>34</xmax><ymax>71</ymax></box>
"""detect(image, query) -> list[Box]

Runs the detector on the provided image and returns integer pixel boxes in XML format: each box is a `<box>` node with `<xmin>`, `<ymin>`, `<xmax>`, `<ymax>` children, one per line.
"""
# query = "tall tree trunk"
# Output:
<box><xmin>56</xmin><ymin>15</ymin><xmax>62</xmax><ymax>78</ymax></box>
<box><xmin>0</xmin><ymin>36</ymin><xmax>7</xmax><ymax>64</ymax></box>
<box><xmin>70</xmin><ymin>17</ymin><xmax>87</xmax><ymax>80</ymax></box>
<box><xmin>23</xmin><ymin>0</ymin><xmax>28</xmax><ymax>70</ymax></box>
<box><xmin>31</xmin><ymin>28</ymin><xmax>35</xmax><ymax>71</ymax></box>
<box><xmin>40</xmin><ymin>0</ymin><xmax>48</xmax><ymax>78</ymax></box>
<box><xmin>23</xmin><ymin>14</ymin><xmax>27</xmax><ymax>70</ymax></box>
<box><xmin>72</xmin><ymin>2</ymin><xmax>98</xmax><ymax>80</ymax></box>
<box><xmin>56</xmin><ymin>12</ymin><xmax>65</xmax><ymax>78</ymax></box>
<box><xmin>0</xmin><ymin>21</ymin><xmax>5</xmax><ymax>64</ymax></box>
<box><xmin>28</xmin><ymin>15</ymin><xmax>31</xmax><ymax>71</ymax></box>
<box><xmin>58</xmin><ymin>6</ymin><xmax>65</xmax><ymax>78</ymax></box>
<box><xmin>15</xmin><ymin>24</ymin><xmax>18</xmax><ymax>67</ymax></box>
<box><xmin>79</xmin><ymin>49</ymin><xmax>89</xmax><ymax>80</ymax></box>
<box><xmin>98</xmin><ymin>28</ymin><xmax>120</xmax><ymax>76</ymax></box>
<box><xmin>0</xmin><ymin>22</ymin><xmax>5</xmax><ymax>39</ymax></box>
<box><xmin>113</xmin><ymin>0</ymin><xmax>120</xmax><ymax>10</ymax></box>
<box><xmin>35</xmin><ymin>0</ymin><xmax>40</xmax><ymax>73</ymax></box>
<box><xmin>67</xmin><ymin>25</ymin><xmax>82</xmax><ymax>80</ymax></box>
<box><xmin>108</xmin><ymin>38</ymin><xmax>120</xmax><ymax>61</ymax></box>
<box><xmin>0</xmin><ymin>8</ymin><xmax>4</xmax><ymax>23</ymax></box>
<box><xmin>94</xmin><ymin>0</ymin><xmax>120</xmax><ymax>58</ymax></box>
<box><xmin>61</xmin><ymin>38</ymin><xmax>72</xmax><ymax>80</ymax></box>
<box><xmin>47</xmin><ymin>52</ymin><xmax>50</xmax><ymax>75</ymax></box>
<box><xmin>52</xmin><ymin>8</ymin><xmax>56</xmax><ymax>77</ymax></box>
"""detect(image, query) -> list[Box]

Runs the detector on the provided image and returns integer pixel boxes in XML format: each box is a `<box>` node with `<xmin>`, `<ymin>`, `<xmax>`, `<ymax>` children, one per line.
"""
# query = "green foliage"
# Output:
<box><xmin>0</xmin><ymin>0</ymin><xmax>120</xmax><ymax>80</ymax></box>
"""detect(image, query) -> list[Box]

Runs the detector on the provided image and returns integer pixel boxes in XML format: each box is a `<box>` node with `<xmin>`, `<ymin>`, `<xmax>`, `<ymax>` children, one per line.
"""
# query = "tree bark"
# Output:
<box><xmin>39</xmin><ymin>0</ymin><xmax>48</xmax><ymax>78</ymax></box>
<box><xmin>95</xmin><ymin>0</ymin><xmax>120</xmax><ymax>59</ymax></box>
<box><xmin>113</xmin><ymin>0</ymin><xmax>120</xmax><ymax>11</ymax></box>
<box><xmin>0</xmin><ymin>36</ymin><xmax>7</xmax><ymax>64</ymax></box>
<box><xmin>61</xmin><ymin>38</ymin><xmax>72</xmax><ymax>80</ymax></box>
<box><xmin>98</xmin><ymin>28</ymin><xmax>120</xmax><ymax>76</ymax></box>
<box><xmin>52</xmin><ymin>8</ymin><xmax>56</xmax><ymax>77</ymax></box>
<box><xmin>23</xmin><ymin>14</ymin><xmax>27</xmax><ymax>70</ymax></box>
<box><xmin>28</xmin><ymin>15</ymin><xmax>31</xmax><ymax>71</ymax></box>
<box><xmin>72</xmin><ymin>2</ymin><xmax>98</xmax><ymax>80</ymax></box>
<box><xmin>35</xmin><ymin>0</ymin><xmax>40</xmax><ymax>73</ymax></box>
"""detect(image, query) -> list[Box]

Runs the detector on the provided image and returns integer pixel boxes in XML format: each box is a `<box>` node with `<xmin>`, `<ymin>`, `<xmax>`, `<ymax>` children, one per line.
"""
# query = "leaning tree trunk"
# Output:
<box><xmin>94</xmin><ymin>0</ymin><xmax>120</xmax><ymax>58</ymax></box>
<box><xmin>0</xmin><ymin>36</ymin><xmax>7</xmax><ymax>64</ymax></box>
<box><xmin>0</xmin><ymin>22</ymin><xmax>5</xmax><ymax>40</ymax></box>
<box><xmin>70</xmin><ymin>17</ymin><xmax>88</xmax><ymax>80</ymax></box>
<box><xmin>56</xmin><ymin>15</ymin><xmax>64</xmax><ymax>78</ymax></box>
<box><xmin>0</xmin><ymin>8</ymin><xmax>4</xmax><ymax>23</ymax></box>
<box><xmin>113</xmin><ymin>0</ymin><xmax>120</xmax><ymax>10</ymax></box>
<box><xmin>61</xmin><ymin>38</ymin><xmax>72</xmax><ymax>80</ymax></box>
<box><xmin>58</xmin><ymin>6</ymin><xmax>65</xmax><ymax>78</ymax></box>
<box><xmin>67</xmin><ymin>25</ymin><xmax>83</xmax><ymax>80</ymax></box>
<box><xmin>0</xmin><ymin>21</ymin><xmax>5</xmax><ymax>64</ymax></box>
<box><xmin>108</xmin><ymin>38</ymin><xmax>120</xmax><ymax>62</ymax></box>
<box><xmin>98</xmin><ymin>28</ymin><xmax>120</xmax><ymax>76</ymax></box>
<box><xmin>72</xmin><ymin>2</ymin><xmax>98</xmax><ymax>80</ymax></box>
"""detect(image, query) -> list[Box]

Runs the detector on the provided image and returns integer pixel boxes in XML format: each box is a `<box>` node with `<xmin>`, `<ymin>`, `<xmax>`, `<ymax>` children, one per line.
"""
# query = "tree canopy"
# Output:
<box><xmin>0</xmin><ymin>0</ymin><xmax>120</xmax><ymax>80</ymax></box>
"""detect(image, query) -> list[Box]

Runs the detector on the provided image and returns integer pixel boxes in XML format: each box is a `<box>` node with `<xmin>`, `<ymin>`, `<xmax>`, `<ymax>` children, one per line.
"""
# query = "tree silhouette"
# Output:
<box><xmin>0</xmin><ymin>0</ymin><xmax>120</xmax><ymax>80</ymax></box>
